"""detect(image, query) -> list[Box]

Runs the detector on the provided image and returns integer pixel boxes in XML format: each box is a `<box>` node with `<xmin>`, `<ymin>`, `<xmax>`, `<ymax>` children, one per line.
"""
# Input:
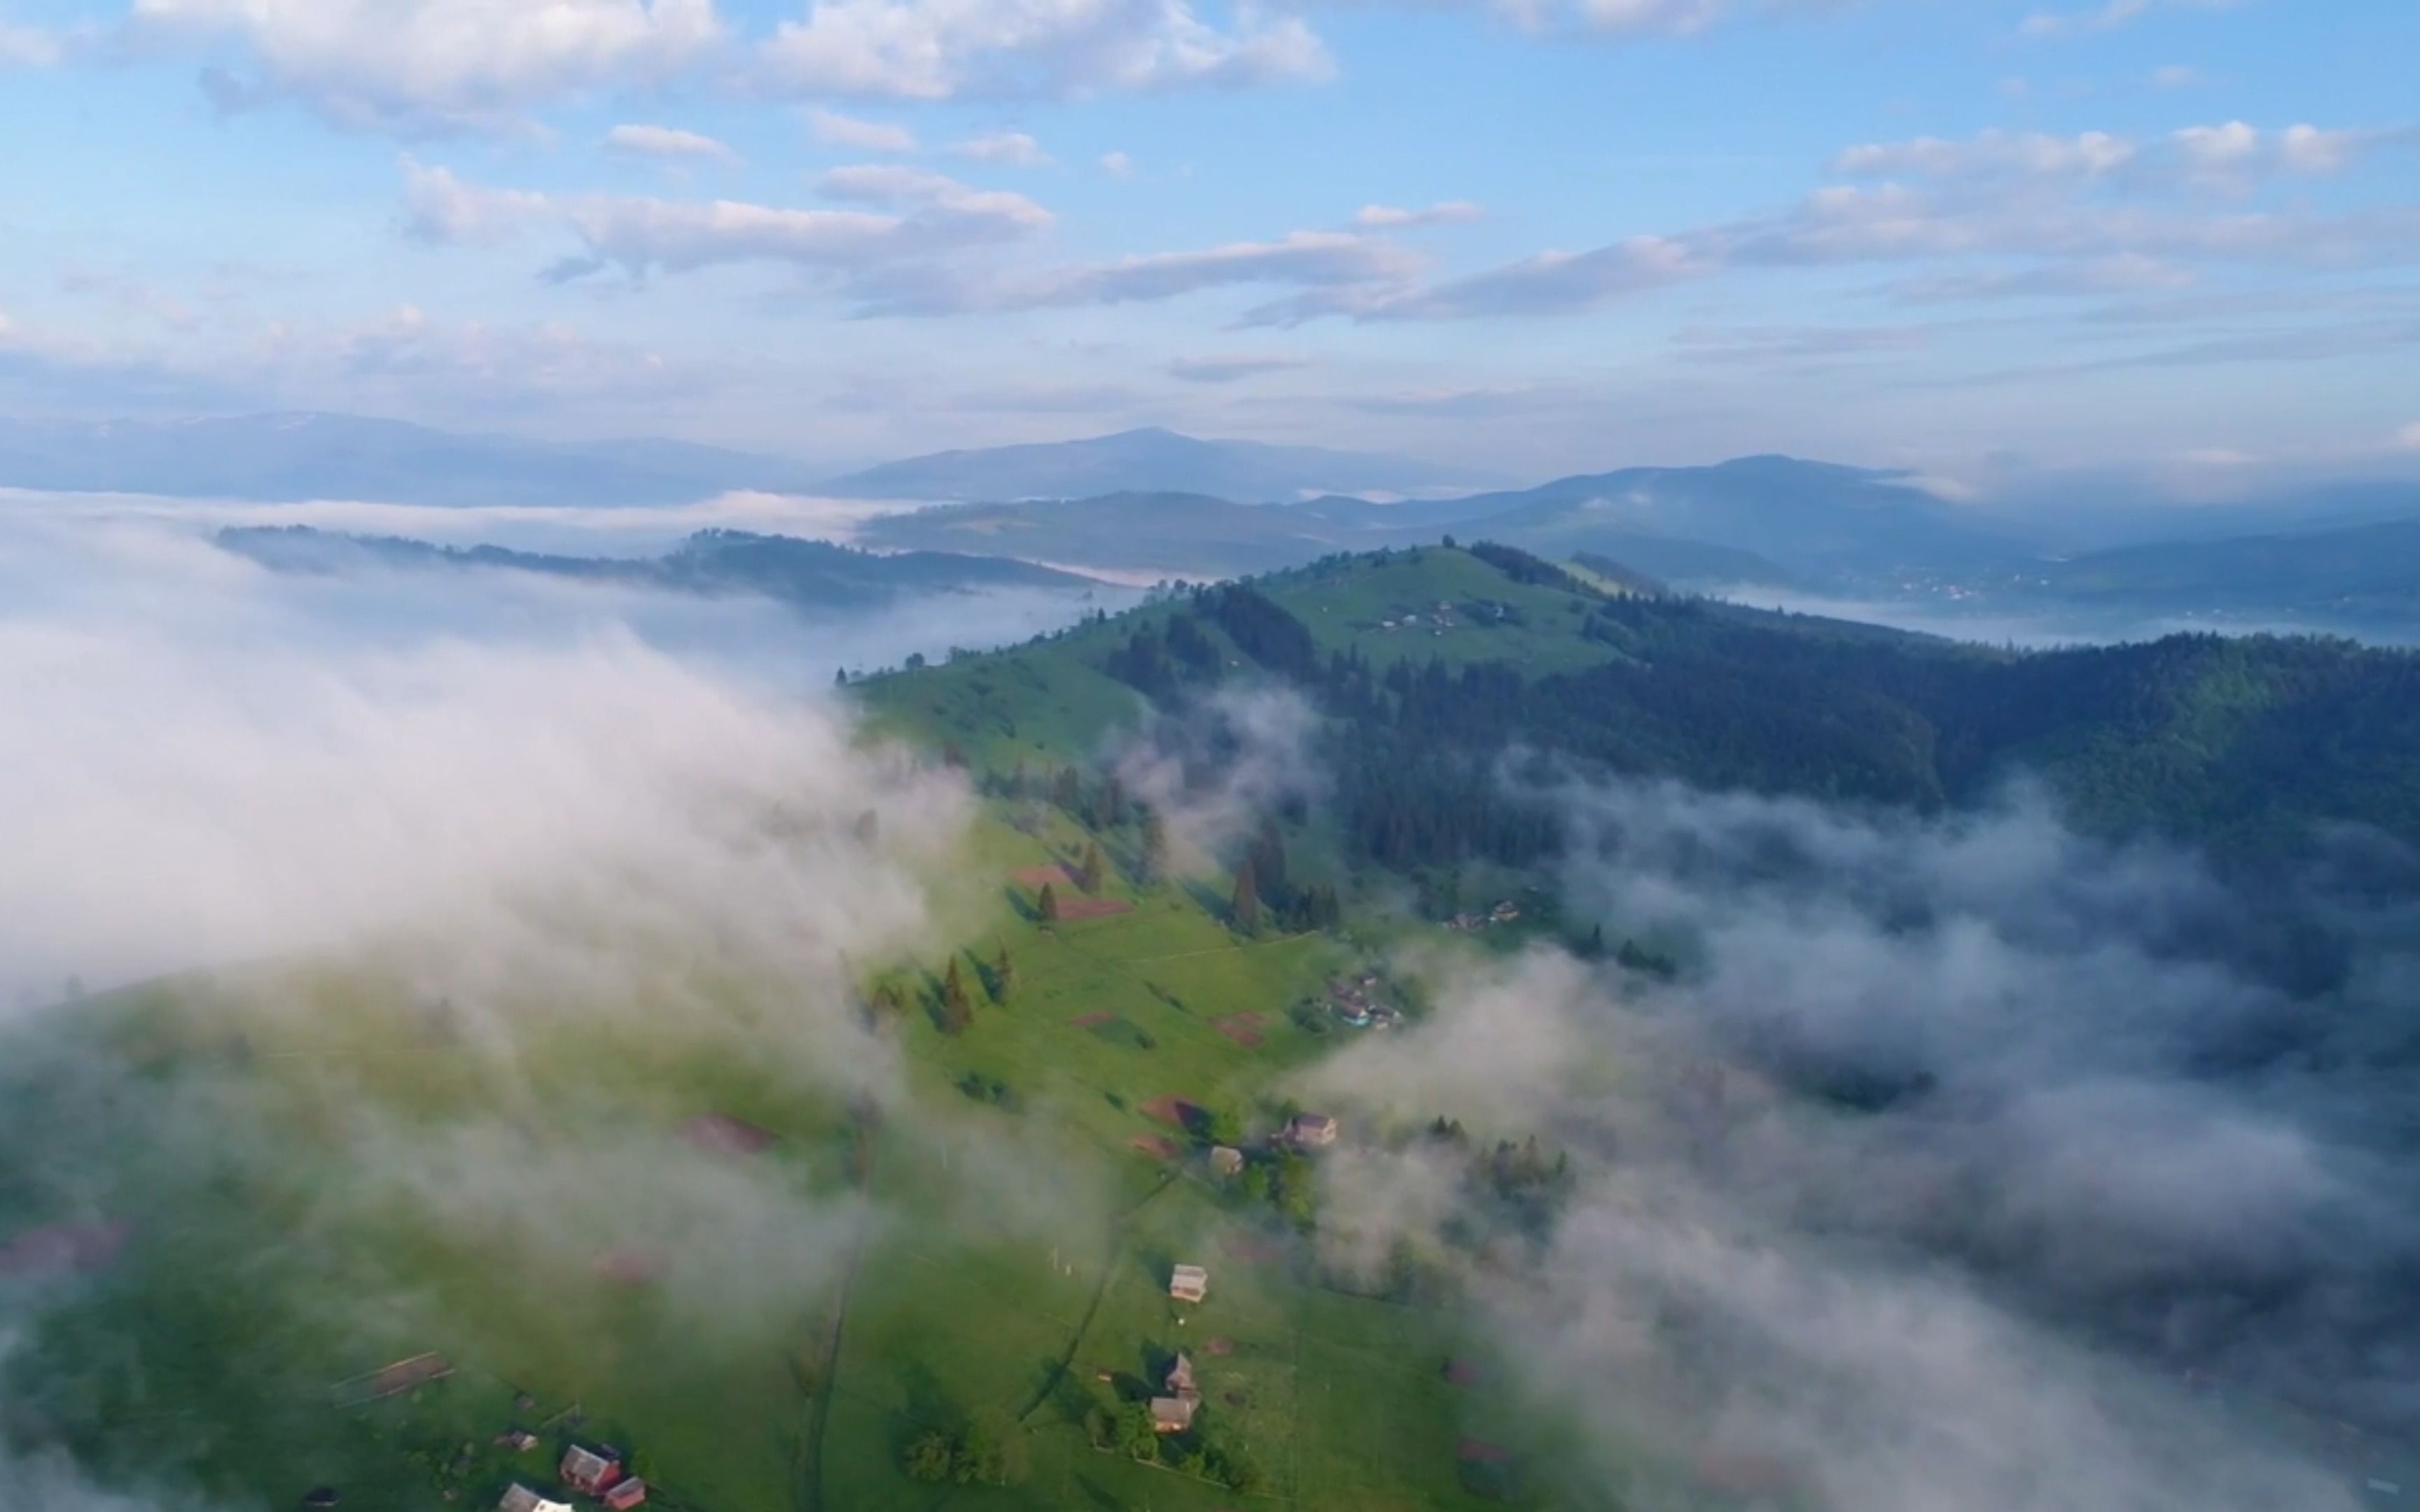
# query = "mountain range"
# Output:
<box><xmin>816</xmin><ymin>426</ymin><xmax>1499</xmax><ymax>502</ymax></box>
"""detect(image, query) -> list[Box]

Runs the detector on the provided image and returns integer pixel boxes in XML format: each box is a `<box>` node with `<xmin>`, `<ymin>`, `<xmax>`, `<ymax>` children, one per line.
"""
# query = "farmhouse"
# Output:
<box><xmin>601</xmin><ymin>1478</ymin><xmax>649</xmax><ymax>1510</ymax></box>
<box><xmin>498</xmin><ymin>1487</ymin><xmax>573</xmax><ymax>1512</ymax></box>
<box><xmin>559</xmin><ymin>1444</ymin><xmax>623</xmax><ymax>1497</ymax></box>
<box><xmin>1169</xmin><ymin>1264</ymin><xmax>1209</xmax><ymax>1303</ymax></box>
<box><xmin>1152</xmin><ymin>1351</ymin><xmax>1203</xmax><ymax>1432</ymax></box>
<box><xmin>1209</xmin><ymin>1146</ymin><xmax>1246</xmax><ymax>1177</ymax></box>
<box><xmin>1287</xmin><ymin>1112</ymin><xmax>1340</xmax><ymax>1148</ymax></box>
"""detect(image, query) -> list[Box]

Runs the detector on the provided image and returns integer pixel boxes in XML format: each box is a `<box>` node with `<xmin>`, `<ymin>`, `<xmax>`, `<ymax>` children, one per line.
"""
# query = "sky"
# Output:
<box><xmin>0</xmin><ymin>0</ymin><xmax>2416</xmax><ymax>481</ymax></box>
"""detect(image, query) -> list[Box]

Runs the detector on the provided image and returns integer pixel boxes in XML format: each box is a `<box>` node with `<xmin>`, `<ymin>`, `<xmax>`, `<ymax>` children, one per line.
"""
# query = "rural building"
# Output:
<box><xmin>601</xmin><ymin>1478</ymin><xmax>649</xmax><ymax>1510</ymax></box>
<box><xmin>559</xmin><ymin>1444</ymin><xmax>623</xmax><ymax>1497</ymax></box>
<box><xmin>1166</xmin><ymin>1352</ymin><xmax>1197</xmax><ymax>1396</ymax></box>
<box><xmin>1169</xmin><ymin>1264</ymin><xmax>1209</xmax><ymax>1303</ymax></box>
<box><xmin>498</xmin><ymin>1487</ymin><xmax>573</xmax><ymax>1512</ymax></box>
<box><xmin>1209</xmin><ymin>1146</ymin><xmax>1246</xmax><ymax>1177</ymax></box>
<box><xmin>1151</xmin><ymin>1393</ymin><xmax>1200</xmax><ymax>1432</ymax></box>
<box><xmin>1287</xmin><ymin>1113</ymin><xmax>1340</xmax><ymax>1148</ymax></box>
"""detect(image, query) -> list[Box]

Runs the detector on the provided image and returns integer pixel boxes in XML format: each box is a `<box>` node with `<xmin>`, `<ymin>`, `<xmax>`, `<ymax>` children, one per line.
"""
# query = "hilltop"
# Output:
<box><xmin>859</xmin><ymin>539</ymin><xmax>2420</xmax><ymax>866</ymax></box>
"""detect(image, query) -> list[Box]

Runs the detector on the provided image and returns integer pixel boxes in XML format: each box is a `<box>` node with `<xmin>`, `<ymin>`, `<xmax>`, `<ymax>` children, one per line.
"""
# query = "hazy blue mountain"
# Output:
<box><xmin>2019</xmin><ymin>517</ymin><xmax>2420</xmax><ymax>620</ymax></box>
<box><xmin>819</xmin><ymin>427</ymin><xmax>1500</xmax><ymax>502</ymax></box>
<box><xmin>1431</xmin><ymin>455</ymin><xmax>2026</xmax><ymax>581</ymax></box>
<box><xmin>858</xmin><ymin>491</ymin><xmax>1342</xmax><ymax>578</ymax></box>
<box><xmin>856</xmin><ymin>485</ymin><xmax>1801</xmax><ymax>587</ymax></box>
<box><xmin>0</xmin><ymin>413</ymin><xmax>827</xmax><ymax>507</ymax></box>
<box><xmin>218</xmin><ymin>525</ymin><xmax>1099</xmax><ymax>609</ymax></box>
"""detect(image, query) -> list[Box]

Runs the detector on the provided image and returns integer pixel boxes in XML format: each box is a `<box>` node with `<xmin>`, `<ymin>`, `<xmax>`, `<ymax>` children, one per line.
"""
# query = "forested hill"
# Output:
<box><xmin>218</xmin><ymin>524</ymin><xmax>1099</xmax><ymax>608</ymax></box>
<box><xmin>860</xmin><ymin>541</ymin><xmax>2420</xmax><ymax>868</ymax></box>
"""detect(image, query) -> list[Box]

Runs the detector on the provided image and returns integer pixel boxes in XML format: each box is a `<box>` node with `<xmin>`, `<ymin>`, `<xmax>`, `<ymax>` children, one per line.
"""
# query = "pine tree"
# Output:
<box><xmin>1076</xmin><ymin>841</ymin><xmax>1106</xmax><ymax>893</ymax></box>
<box><xmin>992</xmin><ymin>944</ymin><xmax>1015</xmax><ymax>1002</ymax></box>
<box><xmin>1037</xmin><ymin>883</ymin><xmax>1062</xmax><ymax>923</ymax></box>
<box><xmin>942</xmin><ymin>958</ymin><xmax>973</xmax><ymax>1032</ymax></box>
<box><xmin>1230</xmin><ymin>858</ymin><xmax>1262</xmax><ymax>934</ymax></box>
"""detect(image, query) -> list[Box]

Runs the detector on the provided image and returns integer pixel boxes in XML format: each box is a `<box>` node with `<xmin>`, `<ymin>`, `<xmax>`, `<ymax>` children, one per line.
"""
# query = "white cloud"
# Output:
<box><xmin>2019</xmin><ymin>0</ymin><xmax>2244</xmax><ymax>38</ymax></box>
<box><xmin>1487</xmin><ymin>0</ymin><xmax>1854</xmax><ymax>38</ymax></box>
<box><xmin>2172</xmin><ymin>120</ymin><xmax>2402</xmax><ymax>182</ymax></box>
<box><xmin>0</xmin><ymin>22</ymin><xmax>62</xmax><ymax>65</ymax></box>
<box><xmin>807</xmin><ymin>105</ymin><xmax>919</xmax><ymax>153</ymax></box>
<box><xmin>130</xmin><ymin>0</ymin><xmax>724</xmax><ymax>132</ymax></box>
<box><xmin>1165</xmin><ymin>351</ymin><xmax>1311</xmax><ymax>383</ymax></box>
<box><xmin>814</xmin><ymin>163</ymin><xmax>1055</xmax><ymax>227</ymax></box>
<box><xmin>2018</xmin><ymin>0</ymin><xmax>2149</xmax><ymax>36</ymax></box>
<box><xmin>759</xmin><ymin>0</ymin><xmax>1332</xmax><ymax>101</ymax></box>
<box><xmin>401</xmin><ymin>159</ymin><xmax>1050</xmax><ymax>281</ymax></box>
<box><xmin>1099</xmin><ymin>149</ymin><xmax>1135</xmax><ymax>176</ymax></box>
<box><xmin>950</xmin><ymin>130</ymin><xmax>1048</xmax><ymax>165</ymax></box>
<box><xmin>2172</xmin><ymin>118</ymin><xmax>2259</xmax><ymax>169</ymax></box>
<box><xmin>847</xmin><ymin>228</ymin><xmax>1417</xmax><ymax>316</ymax></box>
<box><xmin>401</xmin><ymin>158</ymin><xmax>555</xmax><ymax>244</ymax></box>
<box><xmin>2153</xmin><ymin>62</ymin><xmax>2202</xmax><ymax>88</ymax></box>
<box><xmin>1353</xmin><ymin>200</ymin><xmax>1484</xmax><ymax>228</ymax></box>
<box><xmin>1836</xmin><ymin>130</ymin><xmax>2137</xmax><ymax>181</ymax></box>
<box><xmin>604</xmin><ymin>122</ymin><xmax>739</xmax><ymax>164</ymax></box>
<box><xmin>2396</xmin><ymin>421</ymin><xmax>2420</xmax><ymax>453</ymax></box>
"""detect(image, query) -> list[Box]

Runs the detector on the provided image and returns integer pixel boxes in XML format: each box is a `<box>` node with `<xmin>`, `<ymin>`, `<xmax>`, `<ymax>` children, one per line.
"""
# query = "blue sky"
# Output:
<box><xmin>0</xmin><ymin>0</ymin><xmax>2414</xmax><ymax>483</ymax></box>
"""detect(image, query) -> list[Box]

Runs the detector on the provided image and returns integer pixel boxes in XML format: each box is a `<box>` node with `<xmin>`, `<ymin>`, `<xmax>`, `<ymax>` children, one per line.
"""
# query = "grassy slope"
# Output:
<box><xmin>4</xmin><ymin>788</ymin><xmax>1531</xmax><ymax>1512</ymax></box>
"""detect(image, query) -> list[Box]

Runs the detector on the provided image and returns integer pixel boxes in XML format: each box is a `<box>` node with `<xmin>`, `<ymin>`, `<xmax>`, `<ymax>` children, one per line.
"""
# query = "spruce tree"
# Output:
<box><xmin>992</xmin><ymin>944</ymin><xmax>1015</xmax><ymax>1002</ymax></box>
<box><xmin>1077</xmin><ymin>841</ymin><xmax>1106</xmax><ymax>893</ymax></box>
<box><xmin>1140</xmin><ymin>811</ymin><xmax>1169</xmax><ymax>883</ymax></box>
<box><xmin>1231</xmin><ymin>858</ymin><xmax>1262</xmax><ymax>934</ymax></box>
<box><xmin>1038</xmin><ymin>883</ymin><xmax>1062</xmax><ymax>923</ymax></box>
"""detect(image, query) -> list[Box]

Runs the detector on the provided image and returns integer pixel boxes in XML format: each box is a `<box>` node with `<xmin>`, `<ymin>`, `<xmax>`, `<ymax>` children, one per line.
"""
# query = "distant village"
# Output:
<box><xmin>1442</xmin><ymin>899</ymin><xmax>1524</xmax><ymax>934</ymax></box>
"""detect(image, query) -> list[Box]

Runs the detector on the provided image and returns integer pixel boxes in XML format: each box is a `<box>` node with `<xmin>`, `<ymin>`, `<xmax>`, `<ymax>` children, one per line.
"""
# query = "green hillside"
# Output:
<box><xmin>862</xmin><ymin>541</ymin><xmax>2420</xmax><ymax>864</ymax></box>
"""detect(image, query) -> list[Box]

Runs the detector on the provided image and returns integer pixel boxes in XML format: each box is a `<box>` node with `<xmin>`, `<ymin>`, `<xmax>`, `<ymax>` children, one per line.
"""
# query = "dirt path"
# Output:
<box><xmin>1014</xmin><ymin>1172</ymin><xmax>1178</xmax><ymax>1426</ymax></box>
<box><xmin>795</xmin><ymin>1100</ymin><xmax>883</xmax><ymax>1512</ymax></box>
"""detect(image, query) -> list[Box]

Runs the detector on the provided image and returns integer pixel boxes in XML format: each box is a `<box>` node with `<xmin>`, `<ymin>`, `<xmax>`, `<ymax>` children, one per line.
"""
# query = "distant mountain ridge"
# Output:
<box><xmin>218</xmin><ymin>525</ymin><xmax>1100</xmax><ymax>610</ymax></box>
<box><xmin>2019</xmin><ymin>515</ymin><xmax>2420</xmax><ymax>619</ymax></box>
<box><xmin>819</xmin><ymin>426</ymin><xmax>1501</xmax><ymax>503</ymax></box>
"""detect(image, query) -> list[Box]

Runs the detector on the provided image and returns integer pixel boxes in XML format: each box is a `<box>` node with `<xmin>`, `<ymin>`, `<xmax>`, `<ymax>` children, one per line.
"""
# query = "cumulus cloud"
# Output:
<box><xmin>806</xmin><ymin>104</ymin><xmax>918</xmax><ymax>153</ymax></box>
<box><xmin>1293</xmin><ymin>777</ymin><xmax>2420</xmax><ymax>1506</ymax></box>
<box><xmin>1835</xmin><ymin>128</ymin><xmax>2138</xmax><ymax>180</ymax></box>
<box><xmin>758</xmin><ymin>0</ymin><xmax>1333</xmax><ymax>101</ymax></box>
<box><xmin>1351</xmin><ymin>200</ymin><xmax>1484</xmax><ymax>228</ymax></box>
<box><xmin>2397</xmin><ymin>421</ymin><xmax>2420</xmax><ymax>452</ymax></box>
<box><xmin>2018</xmin><ymin>0</ymin><xmax>2239</xmax><ymax>39</ymax></box>
<box><xmin>1099</xmin><ymin>149</ymin><xmax>1135</xmax><ymax>176</ymax></box>
<box><xmin>604</xmin><ymin>121</ymin><xmax>739</xmax><ymax>163</ymax></box>
<box><xmin>130</xmin><ymin>0</ymin><xmax>724</xmax><ymax>132</ymax></box>
<box><xmin>950</xmin><ymin>129</ymin><xmax>1049</xmax><ymax>164</ymax></box>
